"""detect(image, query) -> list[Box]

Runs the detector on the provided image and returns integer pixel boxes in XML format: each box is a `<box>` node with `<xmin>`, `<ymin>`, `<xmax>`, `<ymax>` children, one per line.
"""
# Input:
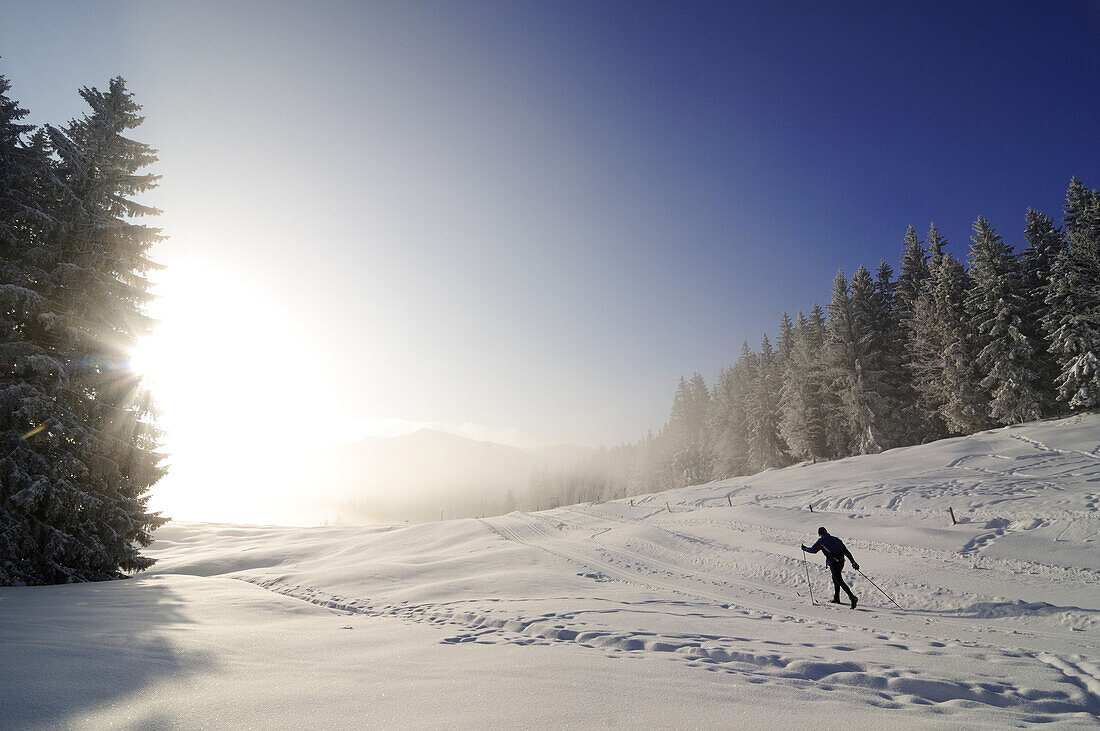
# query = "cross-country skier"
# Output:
<box><xmin>802</xmin><ymin>527</ymin><xmax>859</xmax><ymax>608</ymax></box>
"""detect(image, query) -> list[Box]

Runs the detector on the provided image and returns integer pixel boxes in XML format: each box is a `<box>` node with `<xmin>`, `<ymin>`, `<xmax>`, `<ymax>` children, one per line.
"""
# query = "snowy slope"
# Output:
<box><xmin>3</xmin><ymin>414</ymin><xmax>1099</xmax><ymax>728</ymax></box>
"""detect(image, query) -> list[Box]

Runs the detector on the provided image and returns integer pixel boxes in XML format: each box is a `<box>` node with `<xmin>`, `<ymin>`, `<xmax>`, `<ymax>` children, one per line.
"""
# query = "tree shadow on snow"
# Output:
<box><xmin>0</xmin><ymin>576</ymin><xmax>217</xmax><ymax>728</ymax></box>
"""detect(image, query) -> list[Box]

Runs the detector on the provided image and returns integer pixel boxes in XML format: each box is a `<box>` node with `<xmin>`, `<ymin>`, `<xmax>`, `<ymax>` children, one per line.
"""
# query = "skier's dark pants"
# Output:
<box><xmin>830</xmin><ymin>562</ymin><xmax>856</xmax><ymax>602</ymax></box>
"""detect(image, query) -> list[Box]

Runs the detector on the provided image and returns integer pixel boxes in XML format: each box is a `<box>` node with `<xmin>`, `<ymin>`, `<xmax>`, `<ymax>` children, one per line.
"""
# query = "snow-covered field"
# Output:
<box><xmin>3</xmin><ymin>414</ymin><xmax>1099</xmax><ymax>728</ymax></box>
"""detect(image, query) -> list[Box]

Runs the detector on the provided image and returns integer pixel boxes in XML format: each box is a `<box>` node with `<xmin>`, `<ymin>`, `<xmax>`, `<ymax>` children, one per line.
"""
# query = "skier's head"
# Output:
<box><xmin>818</xmin><ymin>526</ymin><xmax>828</xmax><ymax>536</ymax></box>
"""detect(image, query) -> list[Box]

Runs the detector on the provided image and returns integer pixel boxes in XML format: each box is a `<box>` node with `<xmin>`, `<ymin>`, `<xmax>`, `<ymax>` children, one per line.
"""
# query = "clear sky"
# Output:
<box><xmin>2</xmin><ymin>1</ymin><xmax>1098</xmax><ymax>521</ymax></box>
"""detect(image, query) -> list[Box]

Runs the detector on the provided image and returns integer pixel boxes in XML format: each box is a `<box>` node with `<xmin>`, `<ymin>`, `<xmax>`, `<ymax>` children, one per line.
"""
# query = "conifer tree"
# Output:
<box><xmin>0</xmin><ymin>76</ymin><xmax>70</xmax><ymax>584</ymax></box>
<box><xmin>933</xmin><ymin>227</ymin><xmax>989</xmax><ymax>434</ymax></box>
<box><xmin>849</xmin><ymin>266</ymin><xmax>881</xmax><ymax>451</ymax></box>
<box><xmin>667</xmin><ymin>373</ymin><xmax>712</xmax><ymax>486</ymax></box>
<box><xmin>709</xmin><ymin>358</ymin><xmax>751</xmax><ymax>479</ymax></box>
<box><xmin>929</xmin><ymin>253</ymin><xmax>982</xmax><ymax>435</ymax></box>
<box><xmin>776</xmin><ymin>312</ymin><xmax>795</xmax><ymax>368</ymax></box>
<box><xmin>896</xmin><ymin>225</ymin><xmax>928</xmax><ymax>320</ymax></box>
<box><xmin>779</xmin><ymin>308</ymin><xmax>828</xmax><ymax>462</ymax></box>
<box><xmin>873</xmin><ymin>260</ymin><xmax>913</xmax><ymax>445</ymax></box>
<box><xmin>897</xmin><ymin>225</ymin><xmax>939</xmax><ymax>442</ymax></box>
<box><xmin>825</xmin><ymin>270</ymin><xmax>862</xmax><ymax>457</ymax></box>
<box><xmin>841</xmin><ymin>265</ymin><xmax>900</xmax><ymax>453</ymax></box>
<box><xmin>1020</xmin><ymin>208</ymin><xmax>1066</xmax><ymax>412</ymax></box>
<box><xmin>925</xmin><ymin>224</ymin><xmax>947</xmax><ymax>262</ymax></box>
<box><xmin>1</xmin><ymin>77</ymin><xmax>166</xmax><ymax>585</ymax></box>
<box><xmin>906</xmin><ymin>225</ymin><xmax>955</xmax><ymax>437</ymax></box>
<box><xmin>746</xmin><ymin>335</ymin><xmax>788</xmax><ymax>470</ymax></box>
<box><xmin>1045</xmin><ymin>179</ymin><xmax>1100</xmax><ymax>410</ymax></box>
<box><xmin>966</xmin><ymin>216</ymin><xmax>1044</xmax><ymax>424</ymax></box>
<box><xmin>0</xmin><ymin>78</ymin><xmax>55</xmax><ymax>354</ymax></box>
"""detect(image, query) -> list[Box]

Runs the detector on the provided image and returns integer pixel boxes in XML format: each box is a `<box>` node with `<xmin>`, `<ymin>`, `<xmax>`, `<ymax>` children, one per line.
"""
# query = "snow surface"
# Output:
<box><xmin>3</xmin><ymin>414</ymin><xmax>1099</xmax><ymax>728</ymax></box>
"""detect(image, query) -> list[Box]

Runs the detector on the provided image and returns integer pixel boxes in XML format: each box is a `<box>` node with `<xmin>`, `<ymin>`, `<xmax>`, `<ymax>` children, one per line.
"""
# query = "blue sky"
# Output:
<box><xmin>1</xmin><ymin>1</ymin><xmax>1098</xmax><ymax>516</ymax></box>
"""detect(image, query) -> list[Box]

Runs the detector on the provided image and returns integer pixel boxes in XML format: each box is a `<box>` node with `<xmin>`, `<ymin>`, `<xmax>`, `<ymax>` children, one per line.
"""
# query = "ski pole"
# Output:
<box><xmin>801</xmin><ymin>550</ymin><xmax>815</xmax><ymax>605</ymax></box>
<box><xmin>856</xmin><ymin>568</ymin><xmax>902</xmax><ymax>610</ymax></box>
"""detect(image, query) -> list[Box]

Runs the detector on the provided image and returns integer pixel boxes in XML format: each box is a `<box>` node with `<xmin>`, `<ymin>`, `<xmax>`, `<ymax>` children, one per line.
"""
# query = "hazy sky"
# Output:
<box><xmin>2</xmin><ymin>1</ymin><xmax>1098</xmax><ymax>521</ymax></box>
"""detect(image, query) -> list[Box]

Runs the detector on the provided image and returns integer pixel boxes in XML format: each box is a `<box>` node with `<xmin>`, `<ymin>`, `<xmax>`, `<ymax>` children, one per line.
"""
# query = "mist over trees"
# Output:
<box><xmin>526</xmin><ymin>180</ymin><xmax>1100</xmax><ymax>509</ymax></box>
<box><xmin>0</xmin><ymin>74</ymin><xmax>166</xmax><ymax>585</ymax></box>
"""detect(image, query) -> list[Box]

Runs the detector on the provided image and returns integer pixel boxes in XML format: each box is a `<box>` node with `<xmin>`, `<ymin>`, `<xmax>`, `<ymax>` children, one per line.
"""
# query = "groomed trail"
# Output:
<box><xmin>4</xmin><ymin>414</ymin><xmax>1098</xmax><ymax>728</ymax></box>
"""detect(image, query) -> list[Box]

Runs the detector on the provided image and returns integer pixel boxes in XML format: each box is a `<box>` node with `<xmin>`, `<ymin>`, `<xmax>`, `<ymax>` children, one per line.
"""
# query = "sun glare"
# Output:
<box><xmin>126</xmin><ymin>261</ymin><xmax>341</xmax><ymax>524</ymax></box>
<box><xmin>128</xmin><ymin>334</ymin><xmax>169</xmax><ymax>387</ymax></box>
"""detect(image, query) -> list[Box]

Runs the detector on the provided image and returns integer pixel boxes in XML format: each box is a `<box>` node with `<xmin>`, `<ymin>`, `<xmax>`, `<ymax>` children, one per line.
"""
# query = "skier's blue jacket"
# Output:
<box><xmin>805</xmin><ymin>534</ymin><xmax>855</xmax><ymax>567</ymax></box>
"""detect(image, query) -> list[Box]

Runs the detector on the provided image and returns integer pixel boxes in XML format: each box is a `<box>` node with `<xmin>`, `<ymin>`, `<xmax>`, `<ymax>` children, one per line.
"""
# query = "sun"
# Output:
<box><xmin>127</xmin><ymin>331</ymin><xmax>172</xmax><ymax>388</ymax></box>
<box><xmin>121</xmin><ymin>262</ymin><xmax>341</xmax><ymax>524</ymax></box>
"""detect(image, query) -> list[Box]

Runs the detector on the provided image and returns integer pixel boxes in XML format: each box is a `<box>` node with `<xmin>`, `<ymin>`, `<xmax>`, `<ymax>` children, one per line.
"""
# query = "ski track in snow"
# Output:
<box><xmin>236</xmin><ymin>559</ymin><xmax>1100</xmax><ymax>723</ymax></box>
<box><xmin>148</xmin><ymin>415</ymin><xmax>1100</xmax><ymax>725</ymax></box>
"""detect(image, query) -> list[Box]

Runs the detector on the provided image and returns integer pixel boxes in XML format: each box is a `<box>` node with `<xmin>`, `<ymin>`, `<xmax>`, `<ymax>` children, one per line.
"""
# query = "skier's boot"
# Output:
<box><xmin>830</xmin><ymin>598</ymin><xmax>841</xmax><ymax>604</ymax></box>
<box><xmin>850</xmin><ymin>596</ymin><xmax>858</xmax><ymax>609</ymax></box>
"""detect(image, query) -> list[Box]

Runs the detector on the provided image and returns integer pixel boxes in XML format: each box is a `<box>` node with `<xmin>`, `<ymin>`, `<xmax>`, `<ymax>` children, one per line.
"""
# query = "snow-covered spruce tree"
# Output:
<box><xmin>807</xmin><ymin>304</ymin><xmax>835</xmax><ymax>440</ymax></box>
<box><xmin>1020</xmin><ymin>208</ymin><xmax>1066</xmax><ymax>413</ymax></box>
<box><xmin>896</xmin><ymin>225</ymin><xmax>928</xmax><ymax>321</ymax></box>
<box><xmin>666</xmin><ymin>373</ymin><xmax>713</xmax><ymax>486</ymax></box>
<box><xmin>778</xmin><ymin>313</ymin><xmax>808</xmax><ymax>461</ymax></box>
<box><xmin>906</xmin><ymin>225</ymin><xmax>956</xmax><ymax>437</ymax></box>
<box><xmin>727</xmin><ymin>343</ymin><xmax>763</xmax><ymax>470</ymax></box>
<box><xmin>776</xmin><ymin>312</ymin><xmax>795</xmax><ymax>369</ymax></box>
<box><xmin>771</xmin><ymin>313</ymin><xmax>797</xmax><ymax>457</ymax></box>
<box><xmin>847</xmin><ymin>266</ymin><xmax>882</xmax><ymax>452</ymax></box>
<box><xmin>1</xmin><ymin>78</ymin><xmax>167</xmax><ymax>585</ymax></box>
<box><xmin>895</xmin><ymin>225</ymin><xmax>938</xmax><ymax>442</ymax></box>
<box><xmin>1045</xmin><ymin>179</ymin><xmax>1100</xmax><ymax>411</ymax></box>
<box><xmin>745</xmin><ymin>335</ymin><xmax>789</xmax><ymax>471</ymax></box>
<box><xmin>0</xmin><ymin>81</ymin><xmax>112</xmax><ymax>585</ymax></box>
<box><xmin>824</xmin><ymin>270</ymin><xmax>862</xmax><ymax>457</ymax></box>
<box><xmin>927</xmin><ymin>249</ymin><xmax>985</xmax><ymax>435</ymax></box>
<box><xmin>939</xmin><ymin>234</ymin><xmax>992</xmax><ymax>433</ymax></box>
<box><xmin>0</xmin><ymin>77</ymin><xmax>74</xmax><ymax>585</ymax></box>
<box><xmin>824</xmin><ymin>263</ymin><xmax>912</xmax><ymax>455</ymax></box>
<box><xmin>966</xmin><ymin>216</ymin><xmax>1045</xmax><ymax>425</ymax></box>
<box><xmin>841</xmin><ymin>264</ymin><xmax>902</xmax><ymax>453</ymax></box>
<box><xmin>779</xmin><ymin>306</ymin><xmax>829</xmax><ymax>462</ymax></box>
<box><xmin>873</xmin><ymin>260</ymin><xmax>914</xmax><ymax>445</ymax></box>
<box><xmin>708</xmin><ymin>358</ymin><xmax>751</xmax><ymax>479</ymax></box>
